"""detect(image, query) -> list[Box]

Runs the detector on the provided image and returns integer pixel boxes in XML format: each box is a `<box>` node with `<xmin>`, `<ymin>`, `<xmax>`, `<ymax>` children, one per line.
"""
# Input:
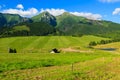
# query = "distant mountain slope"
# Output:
<box><xmin>0</xmin><ymin>12</ymin><xmax>120</xmax><ymax>38</ymax></box>
<box><xmin>56</xmin><ymin>12</ymin><xmax>120</xmax><ymax>36</ymax></box>
<box><xmin>31</xmin><ymin>12</ymin><xmax>57</xmax><ymax>26</ymax></box>
<box><xmin>0</xmin><ymin>13</ymin><xmax>31</xmax><ymax>27</ymax></box>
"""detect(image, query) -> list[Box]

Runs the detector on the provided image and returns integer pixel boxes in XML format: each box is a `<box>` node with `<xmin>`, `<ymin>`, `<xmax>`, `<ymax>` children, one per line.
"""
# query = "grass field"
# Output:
<box><xmin>94</xmin><ymin>42</ymin><xmax>120</xmax><ymax>53</ymax></box>
<box><xmin>0</xmin><ymin>36</ymin><xmax>120</xmax><ymax>80</ymax></box>
<box><xmin>0</xmin><ymin>35</ymin><xmax>108</xmax><ymax>53</ymax></box>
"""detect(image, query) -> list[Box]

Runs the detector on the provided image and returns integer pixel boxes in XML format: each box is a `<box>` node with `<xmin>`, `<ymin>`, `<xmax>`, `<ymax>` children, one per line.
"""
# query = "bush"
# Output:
<box><xmin>9</xmin><ymin>48</ymin><xmax>17</xmax><ymax>53</ymax></box>
<box><xmin>89</xmin><ymin>41</ymin><xmax>97</xmax><ymax>46</ymax></box>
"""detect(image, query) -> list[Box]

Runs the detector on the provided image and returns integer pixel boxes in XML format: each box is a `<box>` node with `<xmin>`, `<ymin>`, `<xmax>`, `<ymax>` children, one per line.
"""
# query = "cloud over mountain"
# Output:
<box><xmin>2</xmin><ymin>8</ymin><xmax>38</xmax><ymax>17</ymax></box>
<box><xmin>70</xmin><ymin>12</ymin><xmax>102</xmax><ymax>20</ymax></box>
<box><xmin>1</xmin><ymin>4</ymin><xmax>38</xmax><ymax>17</ymax></box>
<box><xmin>1</xmin><ymin>5</ymin><xmax>102</xmax><ymax>20</ymax></box>
<box><xmin>40</xmin><ymin>8</ymin><xmax>66</xmax><ymax>16</ymax></box>
<box><xmin>40</xmin><ymin>8</ymin><xmax>102</xmax><ymax>20</ymax></box>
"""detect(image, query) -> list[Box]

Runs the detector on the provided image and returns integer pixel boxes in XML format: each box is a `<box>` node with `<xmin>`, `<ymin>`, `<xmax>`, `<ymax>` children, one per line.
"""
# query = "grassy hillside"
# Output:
<box><xmin>94</xmin><ymin>42</ymin><xmax>120</xmax><ymax>53</ymax></box>
<box><xmin>0</xmin><ymin>51</ymin><xmax>118</xmax><ymax>80</ymax></box>
<box><xmin>0</xmin><ymin>13</ymin><xmax>31</xmax><ymax>27</ymax></box>
<box><xmin>0</xmin><ymin>35</ymin><xmax>108</xmax><ymax>53</ymax></box>
<box><xmin>56</xmin><ymin>12</ymin><xmax>120</xmax><ymax>36</ymax></box>
<box><xmin>0</xmin><ymin>36</ymin><xmax>120</xmax><ymax>80</ymax></box>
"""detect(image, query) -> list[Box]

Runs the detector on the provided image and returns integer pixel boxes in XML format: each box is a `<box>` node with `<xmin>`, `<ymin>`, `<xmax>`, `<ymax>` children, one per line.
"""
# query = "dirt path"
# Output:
<box><xmin>61</xmin><ymin>47</ymin><xmax>93</xmax><ymax>53</ymax></box>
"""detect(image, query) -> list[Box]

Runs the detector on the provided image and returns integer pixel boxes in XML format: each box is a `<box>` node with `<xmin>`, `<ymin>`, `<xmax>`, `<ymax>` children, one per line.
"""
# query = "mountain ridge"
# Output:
<box><xmin>0</xmin><ymin>13</ymin><xmax>32</xmax><ymax>27</ymax></box>
<box><xmin>0</xmin><ymin>12</ymin><xmax>120</xmax><ymax>38</ymax></box>
<box><xmin>31</xmin><ymin>11</ymin><xmax>57</xmax><ymax>26</ymax></box>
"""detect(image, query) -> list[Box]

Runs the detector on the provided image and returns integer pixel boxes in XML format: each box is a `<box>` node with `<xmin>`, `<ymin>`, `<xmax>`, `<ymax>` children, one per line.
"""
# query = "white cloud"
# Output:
<box><xmin>40</xmin><ymin>8</ymin><xmax>66</xmax><ymax>16</ymax></box>
<box><xmin>113</xmin><ymin>8</ymin><xmax>120</xmax><ymax>15</ymax></box>
<box><xmin>99</xmin><ymin>0</ymin><xmax>120</xmax><ymax>3</ymax></box>
<box><xmin>40</xmin><ymin>8</ymin><xmax>102</xmax><ymax>20</ymax></box>
<box><xmin>1</xmin><ymin>7</ymin><xmax>102</xmax><ymax>20</ymax></box>
<box><xmin>2</xmin><ymin>8</ymin><xmax>38</xmax><ymax>17</ymax></box>
<box><xmin>70</xmin><ymin>12</ymin><xmax>102</xmax><ymax>20</ymax></box>
<box><xmin>1</xmin><ymin>4</ymin><xmax>38</xmax><ymax>17</ymax></box>
<box><xmin>16</xmin><ymin>4</ymin><xmax>24</xmax><ymax>9</ymax></box>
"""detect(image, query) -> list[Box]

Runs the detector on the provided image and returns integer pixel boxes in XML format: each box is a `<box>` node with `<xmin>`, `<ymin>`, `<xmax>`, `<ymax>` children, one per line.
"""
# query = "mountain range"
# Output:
<box><xmin>0</xmin><ymin>12</ymin><xmax>120</xmax><ymax>38</ymax></box>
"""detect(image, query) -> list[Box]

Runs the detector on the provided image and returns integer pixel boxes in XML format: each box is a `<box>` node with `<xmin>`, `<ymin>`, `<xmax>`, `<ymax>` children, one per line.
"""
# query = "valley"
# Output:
<box><xmin>0</xmin><ymin>8</ymin><xmax>120</xmax><ymax>80</ymax></box>
<box><xmin>0</xmin><ymin>36</ymin><xmax>120</xmax><ymax>80</ymax></box>
<box><xmin>0</xmin><ymin>0</ymin><xmax>120</xmax><ymax>79</ymax></box>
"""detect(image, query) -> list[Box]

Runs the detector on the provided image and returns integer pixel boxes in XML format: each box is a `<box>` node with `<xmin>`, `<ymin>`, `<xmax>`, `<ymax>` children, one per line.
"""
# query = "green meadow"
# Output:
<box><xmin>0</xmin><ymin>35</ymin><xmax>107</xmax><ymax>53</ymax></box>
<box><xmin>0</xmin><ymin>36</ymin><xmax>120</xmax><ymax>80</ymax></box>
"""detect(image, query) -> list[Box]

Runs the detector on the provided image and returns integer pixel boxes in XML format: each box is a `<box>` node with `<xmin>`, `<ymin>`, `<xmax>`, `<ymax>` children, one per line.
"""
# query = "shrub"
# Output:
<box><xmin>9</xmin><ymin>48</ymin><xmax>17</xmax><ymax>53</ymax></box>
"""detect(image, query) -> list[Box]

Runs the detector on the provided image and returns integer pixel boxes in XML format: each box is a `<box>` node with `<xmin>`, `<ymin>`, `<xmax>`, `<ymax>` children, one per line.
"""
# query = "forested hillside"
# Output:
<box><xmin>0</xmin><ymin>12</ymin><xmax>120</xmax><ymax>38</ymax></box>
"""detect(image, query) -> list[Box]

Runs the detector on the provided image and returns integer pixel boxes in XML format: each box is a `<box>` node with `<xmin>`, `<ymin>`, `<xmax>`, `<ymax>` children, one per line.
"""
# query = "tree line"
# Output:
<box><xmin>89</xmin><ymin>39</ymin><xmax>120</xmax><ymax>46</ymax></box>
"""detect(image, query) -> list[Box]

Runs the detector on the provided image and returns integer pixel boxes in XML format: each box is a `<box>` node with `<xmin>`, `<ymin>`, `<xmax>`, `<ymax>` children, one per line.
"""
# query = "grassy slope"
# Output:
<box><xmin>0</xmin><ymin>52</ymin><xmax>119</xmax><ymax>80</ymax></box>
<box><xmin>1</xmin><ymin>36</ymin><xmax>120</xmax><ymax>80</ymax></box>
<box><xmin>0</xmin><ymin>35</ymin><xmax>108</xmax><ymax>53</ymax></box>
<box><xmin>94</xmin><ymin>42</ymin><xmax>120</xmax><ymax>52</ymax></box>
<box><xmin>12</xmin><ymin>25</ymin><xmax>30</xmax><ymax>31</ymax></box>
<box><xmin>3</xmin><ymin>14</ymin><xmax>22</xmax><ymax>23</ymax></box>
<box><xmin>56</xmin><ymin>12</ymin><xmax>120</xmax><ymax>36</ymax></box>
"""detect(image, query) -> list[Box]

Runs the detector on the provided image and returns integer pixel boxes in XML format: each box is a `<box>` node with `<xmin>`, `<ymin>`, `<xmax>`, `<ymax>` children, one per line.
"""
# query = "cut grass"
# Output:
<box><xmin>0</xmin><ymin>36</ymin><xmax>118</xmax><ymax>80</ymax></box>
<box><xmin>0</xmin><ymin>35</ymin><xmax>108</xmax><ymax>53</ymax></box>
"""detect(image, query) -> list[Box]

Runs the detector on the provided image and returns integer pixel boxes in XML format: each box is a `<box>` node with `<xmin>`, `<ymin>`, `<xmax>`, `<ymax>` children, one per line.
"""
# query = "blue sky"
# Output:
<box><xmin>0</xmin><ymin>0</ymin><xmax>120</xmax><ymax>23</ymax></box>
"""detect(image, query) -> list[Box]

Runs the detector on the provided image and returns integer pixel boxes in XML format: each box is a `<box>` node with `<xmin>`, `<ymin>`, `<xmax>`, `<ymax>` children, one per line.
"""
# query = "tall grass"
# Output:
<box><xmin>0</xmin><ymin>53</ymin><xmax>118</xmax><ymax>80</ymax></box>
<box><xmin>0</xmin><ymin>51</ymin><xmax>114</xmax><ymax>73</ymax></box>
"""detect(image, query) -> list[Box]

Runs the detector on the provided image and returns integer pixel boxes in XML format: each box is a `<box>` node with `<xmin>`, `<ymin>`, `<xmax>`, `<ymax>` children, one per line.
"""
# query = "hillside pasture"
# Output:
<box><xmin>0</xmin><ymin>52</ymin><xmax>119</xmax><ymax>80</ymax></box>
<box><xmin>0</xmin><ymin>35</ymin><xmax>108</xmax><ymax>53</ymax></box>
<box><xmin>94</xmin><ymin>42</ymin><xmax>120</xmax><ymax>53</ymax></box>
<box><xmin>0</xmin><ymin>36</ymin><xmax>119</xmax><ymax>80</ymax></box>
